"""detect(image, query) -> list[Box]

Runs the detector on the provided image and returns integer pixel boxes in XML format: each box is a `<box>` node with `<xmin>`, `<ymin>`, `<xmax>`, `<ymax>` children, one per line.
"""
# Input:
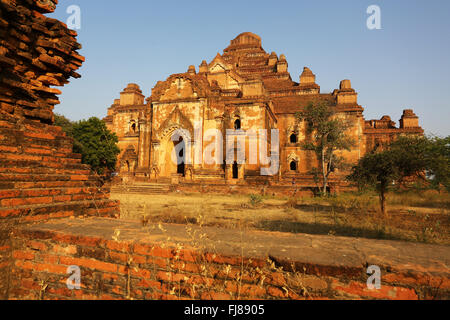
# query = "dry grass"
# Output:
<box><xmin>111</xmin><ymin>190</ymin><xmax>450</xmax><ymax>245</ymax></box>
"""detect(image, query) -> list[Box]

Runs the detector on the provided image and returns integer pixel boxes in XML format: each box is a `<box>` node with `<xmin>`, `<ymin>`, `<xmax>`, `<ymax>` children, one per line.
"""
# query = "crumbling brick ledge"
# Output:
<box><xmin>6</xmin><ymin>217</ymin><xmax>450</xmax><ymax>300</ymax></box>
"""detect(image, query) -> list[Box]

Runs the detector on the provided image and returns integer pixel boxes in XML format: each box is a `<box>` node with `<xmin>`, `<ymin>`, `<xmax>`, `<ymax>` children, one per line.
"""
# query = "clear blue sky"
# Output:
<box><xmin>50</xmin><ymin>0</ymin><xmax>450</xmax><ymax>136</ymax></box>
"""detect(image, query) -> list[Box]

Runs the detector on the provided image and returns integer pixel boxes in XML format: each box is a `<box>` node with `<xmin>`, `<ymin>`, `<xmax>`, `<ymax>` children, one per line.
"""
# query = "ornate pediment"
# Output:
<box><xmin>160</xmin><ymin>77</ymin><xmax>200</xmax><ymax>101</ymax></box>
<box><xmin>156</xmin><ymin>106</ymin><xmax>194</xmax><ymax>141</ymax></box>
<box><xmin>208</xmin><ymin>53</ymin><xmax>232</xmax><ymax>73</ymax></box>
<box><xmin>287</xmin><ymin>152</ymin><xmax>299</xmax><ymax>162</ymax></box>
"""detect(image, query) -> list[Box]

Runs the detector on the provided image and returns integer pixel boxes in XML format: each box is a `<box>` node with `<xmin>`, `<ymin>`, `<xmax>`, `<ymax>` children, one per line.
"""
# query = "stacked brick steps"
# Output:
<box><xmin>8</xmin><ymin>218</ymin><xmax>450</xmax><ymax>300</ymax></box>
<box><xmin>0</xmin><ymin>0</ymin><xmax>120</xmax><ymax>299</ymax></box>
<box><xmin>111</xmin><ymin>183</ymin><xmax>170</xmax><ymax>195</ymax></box>
<box><xmin>0</xmin><ymin>111</ymin><xmax>120</xmax><ymax>222</ymax></box>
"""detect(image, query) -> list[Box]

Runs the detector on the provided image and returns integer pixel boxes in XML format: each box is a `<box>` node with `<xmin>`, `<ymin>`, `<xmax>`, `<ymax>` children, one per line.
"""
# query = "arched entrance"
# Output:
<box><xmin>175</xmin><ymin>136</ymin><xmax>186</xmax><ymax>177</ymax></box>
<box><xmin>290</xmin><ymin>161</ymin><xmax>297</xmax><ymax>172</ymax></box>
<box><xmin>232</xmin><ymin>161</ymin><xmax>239</xmax><ymax>179</ymax></box>
<box><xmin>158</xmin><ymin>124</ymin><xmax>193</xmax><ymax>178</ymax></box>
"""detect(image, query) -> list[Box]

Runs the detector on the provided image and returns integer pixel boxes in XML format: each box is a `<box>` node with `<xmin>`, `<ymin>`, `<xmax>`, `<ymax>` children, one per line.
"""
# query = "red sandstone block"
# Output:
<box><xmin>157</xmin><ymin>271</ymin><xmax>188</xmax><ymax>283</ymax></box>
<box><xmin>239</xmin><ymin>284</ymin><xmax>267</xmax><ymax>297</ymax></box>
<box><xmin>105</xmin><ymin>240</ymin><xmax>130</xmax><ymax>253</ymax></box>
<box><xmin>1</xmin><ymin>154</ymin><xmax>42</xmax><ymax>161</ymax></box>
<box><xmin>103</xmin><ymin>274</ymin><xmax>119</xmax><ymax>281</ymax></box>
<box><xmin>172</xmin><ymin>261</ymin><xmax>201</xmax><ymax>274</ymax></box>
<box><xmin>0</xmin><ymin>190</ymin><xmax>21</xmax><ymax>199</ymax></box>
<box><xmin>60</xmin><ymin>256</ymin><xmax>117</xmax><ymax>273</ymax></box>
<box><xmin>0</xmin><ymin>121</ymin><xmax>14</xmax><ymax>129</ymax></box>
<box><xmin>21</xmin><ymin>197</ymin><xmax>46</xmax><ymax>207</ymax></box>
<box><xmin>267</xmin><ymin>286</ymin><xmax>286</xmax><ymax>298</ymax></box>
<box><xmin>132</xmin><ymin>289</ymin><xmax>143</xmax><ymax>299</ymax></box>
<box><xmin>28</xmin><ymin>240</ymin><xmax>47</xmax><ymax>251</ymax></box>
<box><xmin>70</xmin><ymin>175</ymin><xmax>89</xmax><ymax>181</ymax></box>
<box><xmin>21</xmin><ymin>279</ymin><xmax>41</xmax><ymax>291</ymax></box>
<box><xmin>384</xmin><ymin>273</ymin><xmax>450</xmax><ymax>290</ymax></box>
<box><xmin>134</xmin><ymin>244</ymin><xmax>173</xmax><ymax>258</ymax></box>
<box><xmin>109</xmin><ymin>251</ymin><xmax>128</xmax><ymax>264</ymax></box>
<box><xmin>53</xmin><ymin>234</ymin><xmax>102</xmax><ymax>247</ymax></box>
<box><xmin>267</xmin><ymin>272</ymin><xmax>287</xmax><ymax>287</ymax></box>
<box><xmin>206</xmin><ymin>253</ymin><xmax>241</xmax><ymax>266</ymax></box>
<box><xmin>46</xmin><ymin>286</ymin><xmax>74</xmax><ymax>297</ymax></box>
<box><xmin>53</xmin><ymin>195</ymin><xmax>72</xmax><ymax>202</ymax></box>
<box><xmin>225</xmin><ymin>282</ymin><xmax>239</xmax><ymax>294</ymax></box>
<box><xmin>136</xmin><ymin>279</ymin><xmax>161</xmax><ymax>290</ymax></box>
<box><xmin>0</xmin><ymin>145</ymin><xmax>19</xmax><ymax>153</ymax></box>
<box><xmin>24</xmin><ymin>147</ymin><xmax>52</xmax><ymax>155</ymax></box>
<box><xmin>29</xmin><ymin>144</ymin><xmax>51</xmax><ymax>150</ymax></box>
<box><xmin>1</xmin><ymin>196</ymin><xmax>53</xmax><ymax>207</ymax></box>
<box><xmin>111</xmin><ymin>285</ymin><xmax>124</xmax><ymax>296</ymax></box>
<box><xmin>332</xmin><ymin>281</ymin><xmax>419</xmax><ymax>300</ymax></box>
<box><xmin>186</xmin><ymin>275</ymin><xmax>214</xmax><ymax>287</ymax></box>
<box><xmin>0</xmin><ymin>208</ymin><xmax>21</xmax><ymax>218</ymax></box>
<box><xmin>22</xmin><ymin>214</ymin><xmax>50</xmax><ymax>223</ymax></box>
<box><xmin>41</xmin><ymin>254</ymin><xmax>59</xmax><ymax>264</ymax></box>
<box><xmin>12</xmin><ymin>250</ymin><xmax>35</xmax><ymax>260</ymax></box>
<box><xmin>117</xmin><ymin>265</ymin><xmax>128</xmax><ymax>275</ymax></box>
<box><xmin>0</xmin><ymin>168</ymin><xmax>30</xmax><ymax>174</ymax></box>
<box><xmin>16</xmin><ymin>260</ymin><xmax>67</xmax><ymax>275</ymax></box>
<box><xmin>71</xmin><ymin>194</ymin><xmax>90</xmax><ymax>201</ymax></box>
<box><xmin>24</xmin><ymin>131</ymin><xmax>55</xmax><ymax>140</ymax></box>
<box><xmin>21</xmin><ymin>189</ymin><xmax>61</xmax><ymax>197</ymax></box>
<box><xmin>51</xmin><ymin>211</ymin><xmax>74</xmax><ymax>219</ymax></box>
<box><xmin>177</xmin><ymin>249</ymin><xmax>197</xmax><ymax>263</ymax></box>
<box><xmin>65</xmin><ymin>188</ymin><xmax>83</xmax><ymax>195</ymax></box>
<box><xmin>131</xmin><ymin>268</ymin><xmax>152</xmax><ymax>279</ymax></box>
<box><xmin>147</xmin><ymin>256</ymin><xmax>168</xmax><ymax>269</ymax></box>
<box><xmin>53</xmin><ymin>244</ymin><xmax>77</xmax><ymax>255</ymax></box>
<box><xmin>1</xmin><ymin>198</ymin><xmax>26</xmax><ymax>207</ymax></box>
<box><xmin>131</xmin><ymin>254</ymin><xmax>146</xmax><ymax>264</ymax></box>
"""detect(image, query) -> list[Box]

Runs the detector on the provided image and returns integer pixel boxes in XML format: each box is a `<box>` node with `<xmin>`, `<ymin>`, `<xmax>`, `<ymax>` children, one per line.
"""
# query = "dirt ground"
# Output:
<box><xmin>110</xmin><ymin>192</ymin><xmax>450</xmax><ymax>245</ymax></box>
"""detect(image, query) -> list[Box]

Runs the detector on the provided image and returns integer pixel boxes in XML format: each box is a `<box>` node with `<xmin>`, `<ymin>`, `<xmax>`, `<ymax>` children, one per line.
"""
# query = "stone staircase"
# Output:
<box><xmin>0</xmin><ymin>111</ymin><xmax>120</xmax><ymax>222</ymax></box>
<box><xmin>111</xmin><ymin>183</ymin><xmax>171</xmax><ymax>195</ymax></box>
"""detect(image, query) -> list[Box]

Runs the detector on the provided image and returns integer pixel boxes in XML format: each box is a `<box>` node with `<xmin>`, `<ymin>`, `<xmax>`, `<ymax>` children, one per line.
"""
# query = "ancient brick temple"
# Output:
<box><xmin>105</xmin><ymin>33</ymin><xmax>423</xmax><ymax>188</ymax></box>
<box><xmin>1</xmin><ymin>7</ymin><xmax>447</xmax><ymax>302</ymax></box>
<box><xmin>105</xmin><ymin>32</ymin><xmax>423</xmax><ymax>188</ymax></box>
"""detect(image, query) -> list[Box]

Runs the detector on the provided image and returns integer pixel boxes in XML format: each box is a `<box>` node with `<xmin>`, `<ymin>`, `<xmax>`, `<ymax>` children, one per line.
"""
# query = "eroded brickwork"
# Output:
<box><xmin>0</xmin><ymin>0</ymin><xmax>119</xmax><ymax>298</ymax></box>
<box><xmin>8</xmin><ymin>219</ymin><xmax>449</xmax><ymax>300</ymax></box>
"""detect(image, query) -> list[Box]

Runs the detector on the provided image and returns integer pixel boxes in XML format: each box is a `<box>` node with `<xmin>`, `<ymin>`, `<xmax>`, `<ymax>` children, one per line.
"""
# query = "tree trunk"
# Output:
<box><xmin>379</xmin><ymin>184</ymin><xmax>387</xmax><ymax>219</ymax></box>
<box><xmin>321</xmin><ymin>149</ymin><xmax>327</xmax><ymax>196</ymax></box>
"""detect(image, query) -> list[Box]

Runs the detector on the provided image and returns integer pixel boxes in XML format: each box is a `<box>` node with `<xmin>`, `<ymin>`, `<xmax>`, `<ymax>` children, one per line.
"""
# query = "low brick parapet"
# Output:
<box><xmin>6</xmin><ymin>217</ymin><xmax>450</xmax><ymax>300</ymax></box>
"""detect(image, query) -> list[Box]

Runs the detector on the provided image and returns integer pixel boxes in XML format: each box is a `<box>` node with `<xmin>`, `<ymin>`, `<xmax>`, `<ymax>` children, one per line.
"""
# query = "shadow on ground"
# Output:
<box><xmin>255</xmin><ymin>220</ymin><xmax>405</xmax><ymax>242</ymax></box>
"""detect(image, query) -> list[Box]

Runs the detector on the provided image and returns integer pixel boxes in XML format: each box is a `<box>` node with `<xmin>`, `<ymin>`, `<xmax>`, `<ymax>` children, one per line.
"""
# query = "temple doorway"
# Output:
<box><xmin>232</xmin><ymin>161</ymin><xmax>239</xmax><ymax>179</ymax></box>
<box><xmin>175</xmin><ymin>137</ymin><xmax>186</xmax><ymax>177</ymax></box>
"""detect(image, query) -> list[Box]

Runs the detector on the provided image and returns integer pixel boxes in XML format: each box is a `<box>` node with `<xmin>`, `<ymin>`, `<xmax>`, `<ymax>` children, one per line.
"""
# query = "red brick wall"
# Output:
<box><xmin>0</xmin><ymin>111</ymin><xmax>120</xmax><ymax>222</ymax></box>
<box><xmin>0</xmin><ymin>111</ymin><xmax>120</xmax><ymax>298</ymax></box>
<box><xmin>0</xmin><ymin>240</ymin><xmax>11</xmax><ymax>299</ymax></box>
<box><xmin>8</xmin><ymin>227</ymin><xmax>448</xmax><ymax>300</ymax></box>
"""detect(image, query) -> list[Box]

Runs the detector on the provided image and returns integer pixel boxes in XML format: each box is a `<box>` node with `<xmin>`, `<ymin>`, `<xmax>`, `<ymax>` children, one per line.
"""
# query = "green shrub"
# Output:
<box><xmin>249</xmin><ymin>194</ymin><xmax>263</xmax><ymax>207</ymax></box>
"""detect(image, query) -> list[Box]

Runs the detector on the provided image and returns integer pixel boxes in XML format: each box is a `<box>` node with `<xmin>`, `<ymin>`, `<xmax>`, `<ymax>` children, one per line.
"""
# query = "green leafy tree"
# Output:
<box><xmin>71</xmin><ymin>117</ymin><xmax>120</xmax><ymax>175</ymax></box>
<box><xmin>425</xmin><ymin>136</ymin><xmax>450</xmax><ymax>192</ymax></box>
<box><xmin>348</xmin><ymin>149</ymin><xmax>401</xmax><ymax>218</ymax></box>
<box><xmin>54</xmin><ymin>113</ymin><xmax>74</xmax><ymax>136</ymax></box>
<box><xmin>347</xmin><ymin>136</ymin><xmax>435</xmax><ymax>217</ymax></box>
<box><xmin>54</xmin><ymin>114</ymin><xmax>120</xmax><ymax>175</ymax></box>
<box><xmin>296</xmin><ymin>102</ymin><xmax>354</xmax><ymax>196</ymax></box>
